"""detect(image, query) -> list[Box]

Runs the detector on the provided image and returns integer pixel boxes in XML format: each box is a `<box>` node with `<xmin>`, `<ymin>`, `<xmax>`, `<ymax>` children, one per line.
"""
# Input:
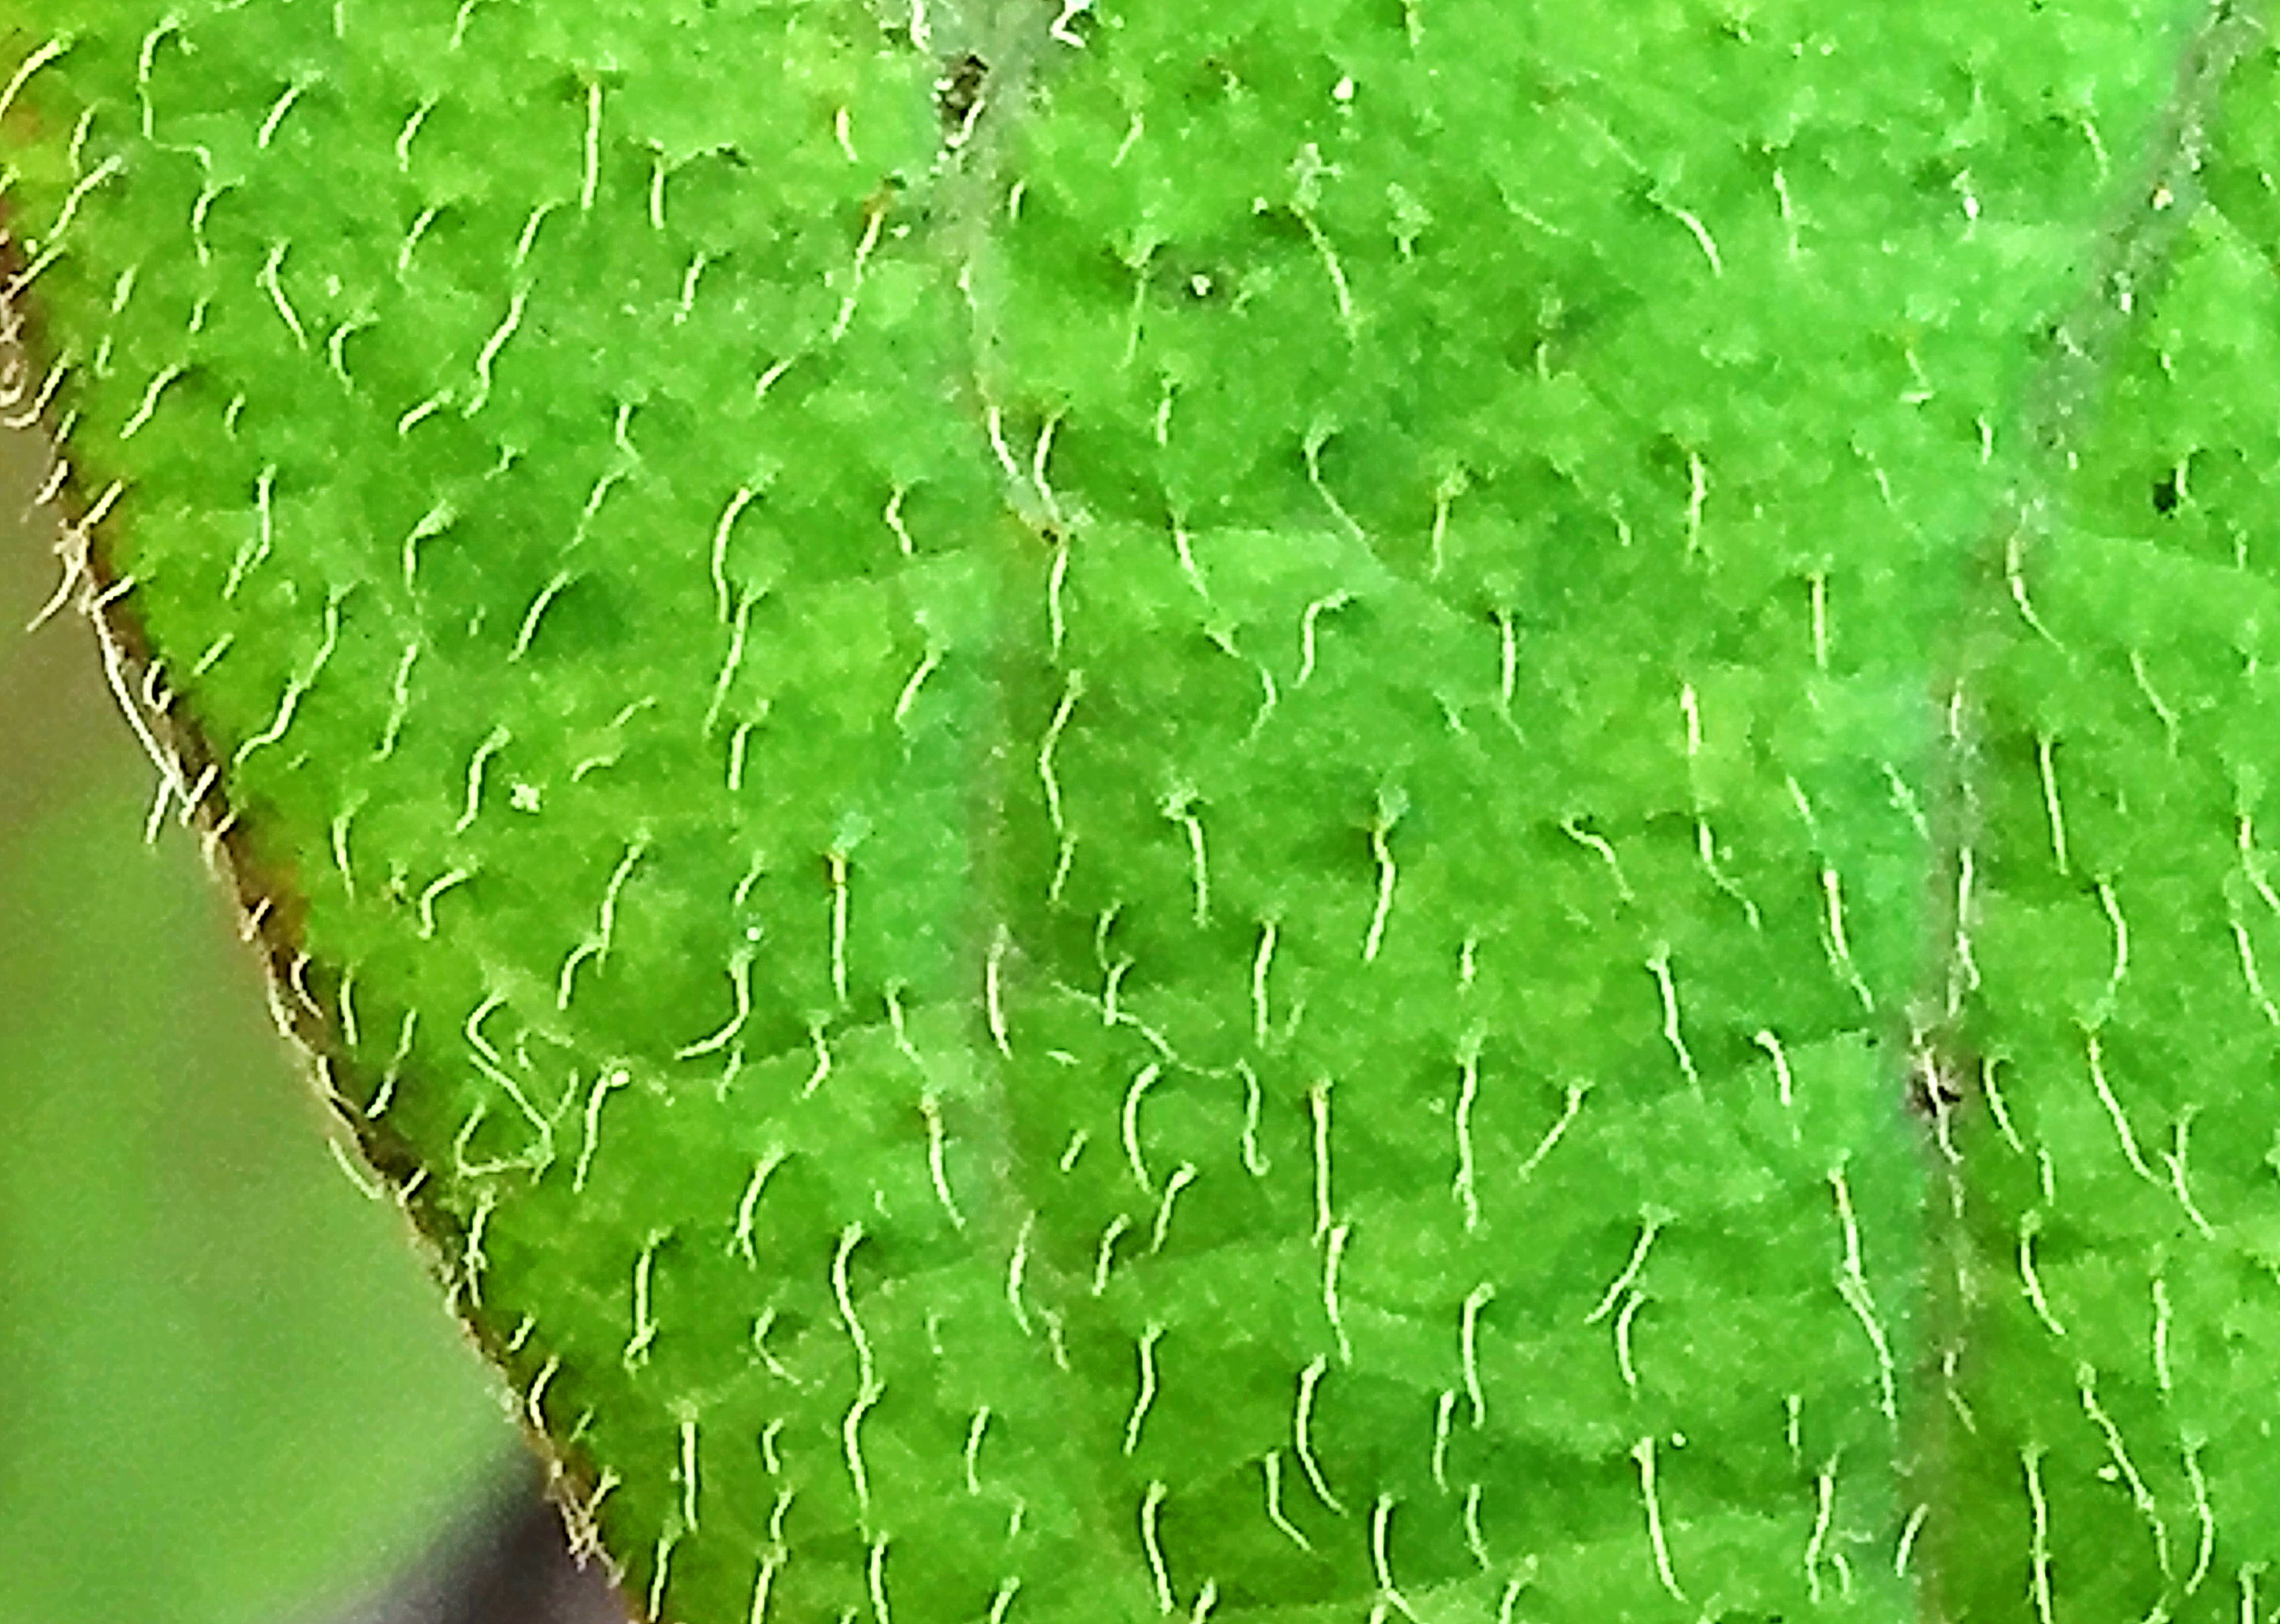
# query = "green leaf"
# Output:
<box><xmin>6</xmin><ymin>3</ymin><xmax>2280</xmax><ymax>1620</ymax></box>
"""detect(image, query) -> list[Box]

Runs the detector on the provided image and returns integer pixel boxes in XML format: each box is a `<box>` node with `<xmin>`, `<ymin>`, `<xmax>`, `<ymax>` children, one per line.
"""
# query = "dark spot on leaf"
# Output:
<box><xmin>2152</xmin><ymin>471</ymin><xmax>2181</xmax><ymax>514</ymax></box>
<box><xmin>937</xmin><ymin>53</ymin><xmax>988</xmax><ymax>139</ymax></box>
<box><xmin>1906</xmin><ymin>1042</ymin><xmax>1972</xmax><ymax>1121</ymax></box>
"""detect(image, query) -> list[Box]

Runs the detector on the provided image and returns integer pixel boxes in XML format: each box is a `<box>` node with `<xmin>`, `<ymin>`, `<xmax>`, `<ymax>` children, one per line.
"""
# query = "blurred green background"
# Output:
<box><xmin>0</xmin><ymin>382</ymin><xmax>521</xmax><ymax>1615</ymax></box>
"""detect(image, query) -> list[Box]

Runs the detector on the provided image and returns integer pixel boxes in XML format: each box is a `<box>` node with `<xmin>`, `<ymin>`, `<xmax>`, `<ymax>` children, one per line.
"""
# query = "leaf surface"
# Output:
<box><xmin>6</xmin><ymin>2</ymin><xmax>2280</xmax><ymax>1619</ymax></box>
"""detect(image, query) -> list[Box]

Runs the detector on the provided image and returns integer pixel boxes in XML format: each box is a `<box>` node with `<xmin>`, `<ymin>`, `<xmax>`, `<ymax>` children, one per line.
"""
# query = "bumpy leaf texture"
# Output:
<box><xmin>8</xmin><ymin>2</ymin><xmax>2280</xmax><ymax>1619</ymax></box>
